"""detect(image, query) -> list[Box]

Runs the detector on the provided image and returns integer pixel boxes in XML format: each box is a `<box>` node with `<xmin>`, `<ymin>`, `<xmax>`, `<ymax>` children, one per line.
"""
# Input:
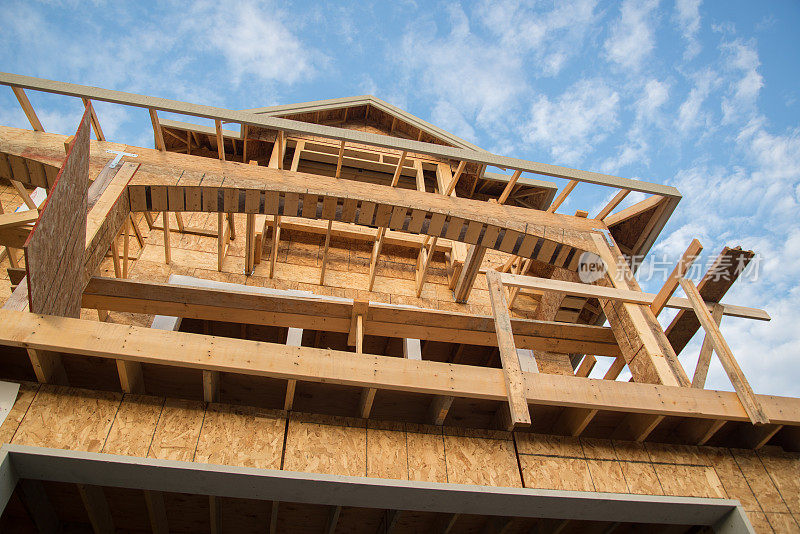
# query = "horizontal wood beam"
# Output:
<box><xmin>499</xmin><ymin>272</ymin><xmax>769</xmax><ymax>322</ymax></box>
<box><xmin>0</xmin><ymin>72</ymin><xmax>681</xmax><ymax>199</ymax></box>
<box><xmin>79</xmin><ymin>276</ymin><xmax>621</xmax><ymax>356</ymax></box>
<box><xmin>0</xmin><ymin>309</ymin><xmax>798</xmax><ymax>426</ymax></box>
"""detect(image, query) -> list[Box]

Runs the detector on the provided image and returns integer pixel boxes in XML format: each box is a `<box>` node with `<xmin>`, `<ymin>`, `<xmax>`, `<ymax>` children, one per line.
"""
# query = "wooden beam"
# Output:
<box><xmin>284</xmin><ymin>327</ymin><xmax>303</xmax><ymax>410</ymax></box>
<box><xmin>162</xmin><ymin>211</ymin><xmax>171</xmax><ymax>264</ymax></box>
<box><xmin>217</xmin><ymin>213</ymin><xmax>227</xmax><ymax>271</ymax></box>
<box><xmin>554</xmin><ymin>407</ymin><xmax>598</xmax><ymax>437</ymax></box>
<box><xmin>429</xmin><ymin>395</ymin><xmax>454</xmax><ymax>426</ymax></box>
<box><xmin>335</xmin><ymin>139</ymin><xmax>345</xmax><ymax>178</ymax></box>
<box><xmin>245</xmin><ymin>213</ymin><xmax>256</xmax><ymax>275</ymax></box>
<box><xmin>11</xmin><ymin>86</ymin><xmax>44</xmax><ymax>131</ymax></box>
<box><xmin>214</xmin><ymin>119</ymin><xmax>225</xmax><ymax>161</ymax></box>
<box><xmin>210</xmin><ymin>495</ymin><xmax>222</xmax><ymax>534</ymax></box>
<box><xmin>117</xmin><ymin>360</ymin><xmax>144</xmax><ymax>393</ymax></box>
<box><xmin>77</xmin><ymin>484</ymin><xmax>114</xmax><ymax>534</ymax></box>
<box><xmin>81</xmin><ymin>98</ymin><xmax>105</xmax><ymax>141</ymax></box>
<box><xmin>497</xmin><ymin>170</ymin><xmax>522</xmax><ymax>205</ymax></box>
<box><xmin>442</xmin><ymin>160</ymin><xmax>467</xmax><ymax>197</ymax></box>
<box><xmin>651</xmin><ymin>239</ymin><xmax>703</xmax><ymax>316</ymax></box>
<box><xmin>414</xmin><ymin>160</ymin><xmax>425</xmax><ymax>192</ymax></box>
<box><xmin>415</xmin><ymin>236</ymin><xmax>437</xmax><ymax>297</ymax></box>
<box><xmin>122</xmin><ymin>216</ymin><xmax>130</xmax><ymax>278</ymax></box>
<box><xmin>575</xmin><ymin>355</ymin><xmax>596</xmax><ymax>377</ymax></box>
<box><xmin>614</xmin><ymin>413</ymin><xmax>664</xmax><ymax>442</ymax></box>
<box><xmin>453</xmin><ymin>244</ymin><xmax>486</xmax><ymax>303</ymax></box>
<box><xmin>19</xmin><ymin>479</ymin><xmax>60</xmax><ymax>534</ymax></box>
<box><xmin>143</xmin><ymin>490</ymin><xmax>169</xmax><ymax>534</ymax></box>
<box><xmin>325</xmin><ymin>506</ymin><xmax>341</xmax><ymax>534</ymax></box>
<box><xmin>596</xmin><ymin>189</ymin><xmax>630</xmax><ymax>220</ymax></box>
<box><xmin>0</xmin><ymin>73</ymin><xmax>681</xmax><ymax>199</ymax></box>
<box><xmin>547</xmin><ymin>180</ymin><xmax>578</xmax><ymax>213</ymax></box>
<box><xmin>291</xmin><ymin>140</ymin><xmax>305</xmax><ymax>172</ymax></box>
<box><xmin>269</xmin><ymin>215</ymin><xmax>280</xmax><ymax>278</ymax></box>
<box><xmin>319</xmin><ymin>219</ymin><xmax>333</xmax><ymax>285</ymax></box>
<box><xmin>679</xmin><ymin>277</ymin><xmax>768</xmax><ymax>424</ymax></box>
<box><xmin>269</xmin><ymin>500</ymin><xmax>279</xmax><ymax>534</ymax></box>
<box><xmin>692</xmin><ymin>302</ymin><xmax>723</xmax><ymax>389</ymax></box>
<box><xmin>149</xmin><ymin>109</ymin><xmax>166</xmax><ymax>151</ymax></box>
<box><xmin>604</xmin><ymin>356</ymin><xmax>625</xmax><ymax>380</ymax></box>
<box><xmin>486</xmin><ymin>270</ymin><xmax>532</xmax><ymax>429</ymax></box>
<box><xmin>390</xmin><ymin>151</ymin><xmax>408</xmax><ymax>187</ymax></box>
<box><xmin>10</xmin><ymin>180</ymin><xmax>37</xmax><ymax>211</ymax></box>
<box><xmin>4</xmin><ymin>309</ymin><xmax>800</xmax><ymax>425</ymax></box>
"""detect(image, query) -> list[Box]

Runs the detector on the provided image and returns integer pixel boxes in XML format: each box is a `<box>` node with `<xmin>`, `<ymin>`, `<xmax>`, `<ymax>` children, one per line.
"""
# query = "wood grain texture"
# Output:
<box><xmin>24</xmin><ymin>108</ymin><xmax>90</xmax><ymax>317</ymax></box>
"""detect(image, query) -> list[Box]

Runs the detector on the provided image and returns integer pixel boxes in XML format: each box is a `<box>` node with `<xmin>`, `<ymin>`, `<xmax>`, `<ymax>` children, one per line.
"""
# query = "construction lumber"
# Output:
<box><xmin>547</xmin><ymin>180</ymin><xmax>578</xmax><ymax>213</ymax></box>
<box><xmin>678</xmin><ymin>277</ymin><xmax>768</xmax><ymax>424</ymax></box>
<box><xmin>2</xmin><ymin>309</ymin><xmax>800</xmax><ymax>427</ymax></box>
<box><xmin>0</xmin><ymin>73</ymin><xmax>682</xmax><ymax>198</ymax></box>
<box><xmin>596</xmin><ymin>189</ymin><xmax>630</xmax><ymax>220</ymax></box>
<box><xmin>24</xmin><ymin>107</ymin><xmax>90</xmax><ymax>318</ymax></box>
<box><xmin>78</xmin><ymin>276</ymin><xmax>623</xmax><ymax>356</ymax></box>
<box><xmin>149</xmin><ymin>109</ymin><xmax>166</xmax><ymax>151</ymax></box>
<box><xmin>486</xmin><ymin>270</ymin><xmax>532</xmax><ymax>429</ymax></box>
<box><xmin>77</xmin><ymin>484</ymin><xmax>114</xmax><ymax>534</ymax></box>
<box><xmin>81</xmin><ymin>98</ymin><xmax>105</xmax><ymax>141</ymax></box>
<box><xmin>11</xmin><ymin>86</ymin><xmax>45</xmax><ymax>131</ymax></box>
<box><xmin>0</xmin><ymin>151</ymin><xmax>59</xmax><ymax>189</ymax></box>
<box><xmin>650</xmin><ymin>238</ymin><xmax>703</xmax><ymax>316</ymax></box>
<box><xmin>499</xmin><ymin>272</ymin><xmax>767</xmax><ymax>321</ymax></box>
<box><xmin>666</xmin><ymin>247</ymin><xmax>755</xmax><ymax>355</ymax></box>
<box><xmin>692</xmin><ymin>303</ymin><xmax>723</xmax><ymax>389</ymax></box>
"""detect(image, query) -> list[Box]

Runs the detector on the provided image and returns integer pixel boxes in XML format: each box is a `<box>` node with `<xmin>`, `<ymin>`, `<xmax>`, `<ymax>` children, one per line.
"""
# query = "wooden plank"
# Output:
<box><xmin>3</xmin><ymin>309</ymin><xmax>800</xmax><ymax>424</ymax></box>
<box><xmin>203</xmin><ymin>369</ymin><xmax>220</xmax><ymax>403</ymax></box>
<box><xmin>678</xmin><ymin>277</ymin><xmax>769</xmax><ymax>424</ymax></box>
<box><xmin>325</xmin><ymin>506</ymin><xmax>341</xmax><ymax>534</ymax></box>
<box><xmin>444</xmin><ymin>161</ymin><xmax>466</xmax><ymax>196</ymax></box>
<box><xmin>149</xmin><ymin>109</ymin><xmax>166</xmax><ymax>151</ymax></box>
<box><xmin>651</xmin><ymin>238</ymin><xmax>703</xmax><ymax>316</ymax></box>
<box><xmin>319</xmin><ymin>219</ymin><xmax>333</xmax><ymax>285</ymax></box>
<box><xmin>143</xmin><ymin>490</ymin><xmax>169</xmax><ymax>534</ymax></box>
<box><xmin>692</xmin><ymin>303</ymin><xmax>723</xmax><ymax>389</ymax></box>
<box><xmin>596</xmin><ymin>189</ymin><xmax>630</xmax><ymax>220</ymax></box>
<box><xmin>82</xmin><ymin>98</ymin><xmax>105</xmax><ymax>141</ymax></box>
<box><xmin>547</xmin><ymin>180</ymin><xmax>578</xmax><ymax>213</ymax></box>
<box><xmin>497</xmin><ymin>170</ymin><xmax>522</xmax><ymax>205</ymax></box>
<box><xmin>335</xmin><ymin>139</ymin><xmax>345</xmax><ymax>178</ymax></box>
<box><xmin>486</xmin><ymin>270</ymin><xmax>531</xmax><ymax>429</ymax></box>
<box><xmin>12</xmin><ymin>87</ymin><xmax>45</xmax><ymax>131</ymax></box>
<box><xmin>214</xmin><ymin>119</ymin><xmax>225</xmax><ymax>161</ymax></box>
<box><xmin>24</xmin><ymin>107</ymin><xmax>90</xmax><ymax>318</ymax></box>
<box><xmin>0</xmin><ymin>73</ymin><xmax>681</xmax><ymax>198</ymax></box>
<box><xmin>162</xmin><ymin>211</ymin><xmax>171</xmax><ymax>264</ymax></box>
<box><xmin>453</xmin><ymin>244</ymin><xmax>486</xmax><ymax>303</ymax></box>
<box><xmin>429</xmin><ymin>395</ymin><xmax>454</xmax><ymax>426</ymax></box>
<box><xmin>77</xmin><ymin>484</ymin><xmax>114</xmax><ymax>534</ymax></box>
<box><xmin>284</xmin><ymin>327</ymin><xmax>303</xmax><ymax>410</ymax></box>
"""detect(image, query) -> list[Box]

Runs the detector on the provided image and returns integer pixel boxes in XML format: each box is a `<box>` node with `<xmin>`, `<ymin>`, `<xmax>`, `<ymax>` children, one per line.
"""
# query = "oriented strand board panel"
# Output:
<box><xmin>24</xmin><ymin>108</ymin><xmax>90</xmax><ymax>318</ymax></box>
<box><xmin>443</xmin><ymin>428</ymin><xmax>522</xmax><ymax>487</ymax></box>
<box><xmin>0</xmin><ymin>381</ymin><xmax>39</xmax><ymax>444</ymax></box>
<box><xmin>102</xmin><ymin>394</ymin><xmax>164</xmax><ymax>457</ymax></box>
<box><xmin>405</xmin><ymin>423</ymin><xmax>448</xmax><ymax>483</ymax></box>
<box><xmin>366</xmin><ymin>421</ymin><xmax>408</xmax><ymax>480</ymax></box>
<box><xmin>283</xmin><ymin>413</ymin><xmax>367</xmax><ymax>477</ymax></box>
<box><xmin>147</xmin><ymin>398</ymin><xmax>205</xmax><ymax>462</ymax></box>
<box><xmin>519</xmin><ymin>455</ymin><xmax>594</xmax><ymax>492</ymax></box>
<box><xmin>757</xmin><ymin>448</ymin><xmax>800</xmax><ymax>516</ymax></box>
<box><xmin>195</xmin><ymin>403</ymin><xmax>285</xmax><ymax>469</ymax></box>
<box><xmin>11</xmin><ymin>385</ymin><xmax>121</xmax><ymax>452</ymax></box>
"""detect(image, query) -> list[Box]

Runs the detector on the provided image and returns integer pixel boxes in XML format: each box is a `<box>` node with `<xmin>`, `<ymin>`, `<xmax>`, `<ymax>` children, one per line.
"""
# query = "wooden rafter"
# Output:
<box><xmin>11</xmin><ymin>87</ymin><xmax>44</xmax><ymax>132</ymax></box>
<box><xmin>149</xmin><ymin>109</ymin><xmax>166</xmax><ymax>151</ymax></box>
<box><xmin>547</xmin><ymin>180</ymin><xmax>578</xmax><ymax>213</ymax></box>
<box><xmin>596</xmin><ymin>189</ymin><xmax>630</xmax><ymax>220</ymax></box>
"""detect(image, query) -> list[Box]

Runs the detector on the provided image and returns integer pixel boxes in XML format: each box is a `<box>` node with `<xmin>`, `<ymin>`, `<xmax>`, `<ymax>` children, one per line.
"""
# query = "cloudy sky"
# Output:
<box><xmin>1</xmin><ymin>1</ymin><xmax>798</xmax><ymax>396</ymax></box>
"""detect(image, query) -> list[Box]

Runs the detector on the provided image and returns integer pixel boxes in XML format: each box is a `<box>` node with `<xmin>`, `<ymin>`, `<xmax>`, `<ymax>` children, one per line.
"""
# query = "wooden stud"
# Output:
<box><xmin>270</xmin><ymin>215</ymin><xmax>281</xmax><ymax>278</ymax></box>
<box><xmin>245</xmin><ymin>213</ymin><xmax>256</xmax><ymax>275</ymax></box>
<box><xmin>77</xmin><ymin>484</ymin><xmax>114</xmax><ymax>534</ymax></box>
<box><xmin>325</xmin><ymin>506</ymin><xmax>341</xmax><ymax>534</ymax></box>
<box><xmin>149</xmin><ymin>109</ymin><xmax>166</xmax><ymax>151</ymax></box>
<box><xmin>453</xmin><ymin>244</ymin><xmax>486</xmax><ymax>303</ymax></box>
<box><xmin>215</xmin><ymin>119</ymin><xmax>225</xmax><ymax>161</ymax></box>
<box><xmin>497</xmin><ymin>170</ymin><xmax>522</xmax><ymax>205</ymax></box>
<box><xmin>335</xmin><ymin>139</ymin><xmax>345</xmax><ymax>178</ymax></box>
<box><xmin>284</xmin><ymin>327</ymin><xmax>303</xmax><ymax>411</ymax></box>
<box><xmin>547</xmin><ymin>179</ymin><xmax>578</xmax><ymax>213</ymax></box>
<box><xmin>415</xmin><ymin>236</ymin><xmax>437</xmax><ymax>297</ymax></box>
<box><xmin>143</xmin><ymin>490</ymin><xmax>169</xmax><ymax>534</ymax></box>
<box><xmin>162</xmin><ymin>211</ymin><xmax>171</xmax><ymax>264</ymax></box>
<box><xmin>291</xmin><ymin>140</ymin><xmax>305</xmax><ymax>172</ymax></box>
<box><xmin>10</xmin><ymin>179</ymin><xmax>37</xmax><ymax>210</ymax></box>
<box><xmin>651</xmin><ymin>239</ymin><xmax>703</xmax><ymax>316</ymax></box>
<box><xmin>116</xmin><ymin>360</ymin><xmax>144</xmax><ymax>393</ymax></box>
<box><xmin>486</xmin><ymin>270</ymin><xmax>532</xmax><ymax>428</ymax></box>
<box><xmin>390</xmin><ymin>151</ymin><xmax>407</xmax><ymax>187</ymax></box>
<box><xmin>319</xmin><ymin>219</ymin><xmax>333</xmax><ymax>285</ymax></box>
<box><xmin>203</xmin><ymin>369</ymin><xmax>220</xmax><ymax>402</ymax></box>
<box><xmin>679</xmin><ymin>277</ymin><xmax>768</xmax><ymax>424</ymax></box>
<box><xmin>692</xmin><ymin>303</ymin><xmax>723</xmax><ymax>389</ymax></box>
<box><xmin>217</xmin><ymin>213</ymin><xmax>227</xmax><ymax>272</ymax></box>
<box><xmin>269</xmin><ymin>500</ymin><xmax>279</xmax><ymax>534</ymax></box>
<box><xmin>210</xmin><ymin>495</ymin><xmax>221</xmax><ymax>534</ymax></box>
<box><xmin>12</xmin><ymin>87</ymin><xmax>45</xmax><ymax>131</ymax></box>
<box><xmin>82</xmin><ymin>98</ymin><xmax>105</xmax><ymax>141</ymax></box>
<box><xmin>122</xmin><ymin>216</ymin><xmax>130</xmax><ymax>278</ymax></box>
<box><xmin>575</xmin><ymin>355</ymin><xmax>596</xmax><ymax>377</ymax></box>
<box><xmin>429</xmin><ymin>395</ymin><xmax>454</xmax><ymax>426</ymax></box>
<box><xmin>614</xmin><ymin>413</ymin><xmax>664</xmax><ymax>442</ymax></box>
<box><xmin>596</xmin><ymin>189</ymin><xmax>630</xmax><ymax>220</ymax></box>
<box><xmin>444</xmin><ymin>161</ymin><xmax>466</xmax><ymax>197</ymax></box>
<box><xmin>604</xmin><ymin>356</ymin><xmax>625</xmax><ymax>380</ymax></box>
<box><xmin>241</xmin><ymin>124</ymin><xmax>249</xmax><ymax>163</ymax></box>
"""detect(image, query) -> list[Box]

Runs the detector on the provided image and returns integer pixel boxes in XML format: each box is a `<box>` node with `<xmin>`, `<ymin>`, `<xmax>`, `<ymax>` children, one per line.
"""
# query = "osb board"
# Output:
<box><xmin>147</xmin><ymin>398</ymin><xmax>205</xmax><ymax>462</ymax></box>
<box><xmin>366</xmin><ymin>421</ymin><xmax>408</xmax><ymax>480</ymax></box>
<box><xmin>405</xmin><ymin>424</ymin><xmax>448</xmax><ymax>483</ymax></box>
<box><xmin>442</xmin><ymin>429</ymin><xmax>522</xmax><ymax>487</ymax></box>
<box><xmin>11</xmin><ymin>384</ymin><xmax>121</xmax><ymax>452</ymax></box>
<box><xmin>283</xmin><ymin>413</ymin><xmax>367</xmax><ymax>477</ymax></box>
<box><xmin>102</xmin><ymin>394</ymin><xmax>164</xmax><ymax>457</ymax></box>
<box><xmin>24</xmin><ymin>108</ymin><xmax>90</xmax><ymax>318</ymax></box>
<box><xmin>0</xmin><ymin>381</ymin><xmax>38</xmax><ymax>444</ymax></box>
<box><xmin>195</xmin><ymin>403</ymin><xmax>285</xmax><ymax>469</ymax></box>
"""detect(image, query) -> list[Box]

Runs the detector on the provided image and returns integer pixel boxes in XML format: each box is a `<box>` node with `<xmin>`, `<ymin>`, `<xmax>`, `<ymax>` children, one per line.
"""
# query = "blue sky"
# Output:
<box><xmin>1</xmin><ymin>1</ymin><xmax>799</xmax><ymax>396</ymax></box>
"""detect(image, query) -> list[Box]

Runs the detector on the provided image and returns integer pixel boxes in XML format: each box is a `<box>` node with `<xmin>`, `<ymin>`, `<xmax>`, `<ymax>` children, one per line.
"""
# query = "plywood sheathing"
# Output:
<box><xmin>2</xmin><ymin>383</ymin><xmax>799</xmax><ymax>530</ymax></box>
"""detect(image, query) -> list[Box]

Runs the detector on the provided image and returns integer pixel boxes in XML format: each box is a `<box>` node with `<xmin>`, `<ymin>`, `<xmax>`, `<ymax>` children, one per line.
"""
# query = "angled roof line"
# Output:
<box><xmin>242</xmin><ymin>95</ymin><xmax>488</xmax><ymax>153</ymax></box>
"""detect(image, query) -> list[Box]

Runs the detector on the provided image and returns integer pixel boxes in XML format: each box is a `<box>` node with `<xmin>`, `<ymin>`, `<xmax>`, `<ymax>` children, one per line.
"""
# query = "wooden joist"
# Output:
<box><xmin>78</xmin><ymin>276</ymin><xmax>623</xmax><ymax>356</ymax></box>
<box><xmin>678</xmin><ymin>277</ymin><xmax>768</xmax><ymax>424</ymax></box>
<box><xmin>547</xmin><ymin>180</ymin><xmax>578</xmax><ymax>213</ymax></box>
<box><xmin>1</xmin><ymin>309</ymin><xmax>799</xmax><ymax>428</ymax></box>
<box><xmin>486</xmin><ymin>270</ymin><xmax>532</xmax><ymax>429</ymax></box>
<box><xmin>595</xmin><ymin>189</ymin><xmax>630</xmax><ymax>220</ymax></box>
<box><xmin>650</xmin><ymin>238</ymin><xmax>703</xmax><ymax>316</ymax></box>
<box><xmin>11</xmin><ymin>86</ymin><xmax>44</xmax><ymax>132</ymax></box>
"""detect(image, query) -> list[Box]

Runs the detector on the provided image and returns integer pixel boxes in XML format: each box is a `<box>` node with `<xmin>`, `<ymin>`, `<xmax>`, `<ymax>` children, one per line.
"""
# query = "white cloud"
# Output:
<box><xmin>636</xmin><ymin>79</ymin><xmax>670</xmax><ymax>121</ymax></box>
<box><xmin>522</xmin><ymin>79</ymin><xmax>620</xmax><ymax>165</ymax></box>
<box><xmin>720</xmin><ymin>40</ymin><xmax>763</xmax><ymax>123</ymax></box>
<box><xmin>604</xmin><ymin>0</ymin><xmax>660</xmax><ymax>71</ymax></box>
<box><xmin>676</xmin><ymin>68</ymin><xmax>718</xmax><ymax>133</ymax></box>
<box><xmin>186</xmin><ymin>1</ymin><xmax>320</xmax><ymax>86</ymax></box>
<box><xmin>674</xmin><ymin>0</ymin><xmax>702</xmax><ymax>60</ymax></box>
<box><xmin>430</xmin><ymin>101</ymin><xmax>476</xmax><ymax>142</ymax></box>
